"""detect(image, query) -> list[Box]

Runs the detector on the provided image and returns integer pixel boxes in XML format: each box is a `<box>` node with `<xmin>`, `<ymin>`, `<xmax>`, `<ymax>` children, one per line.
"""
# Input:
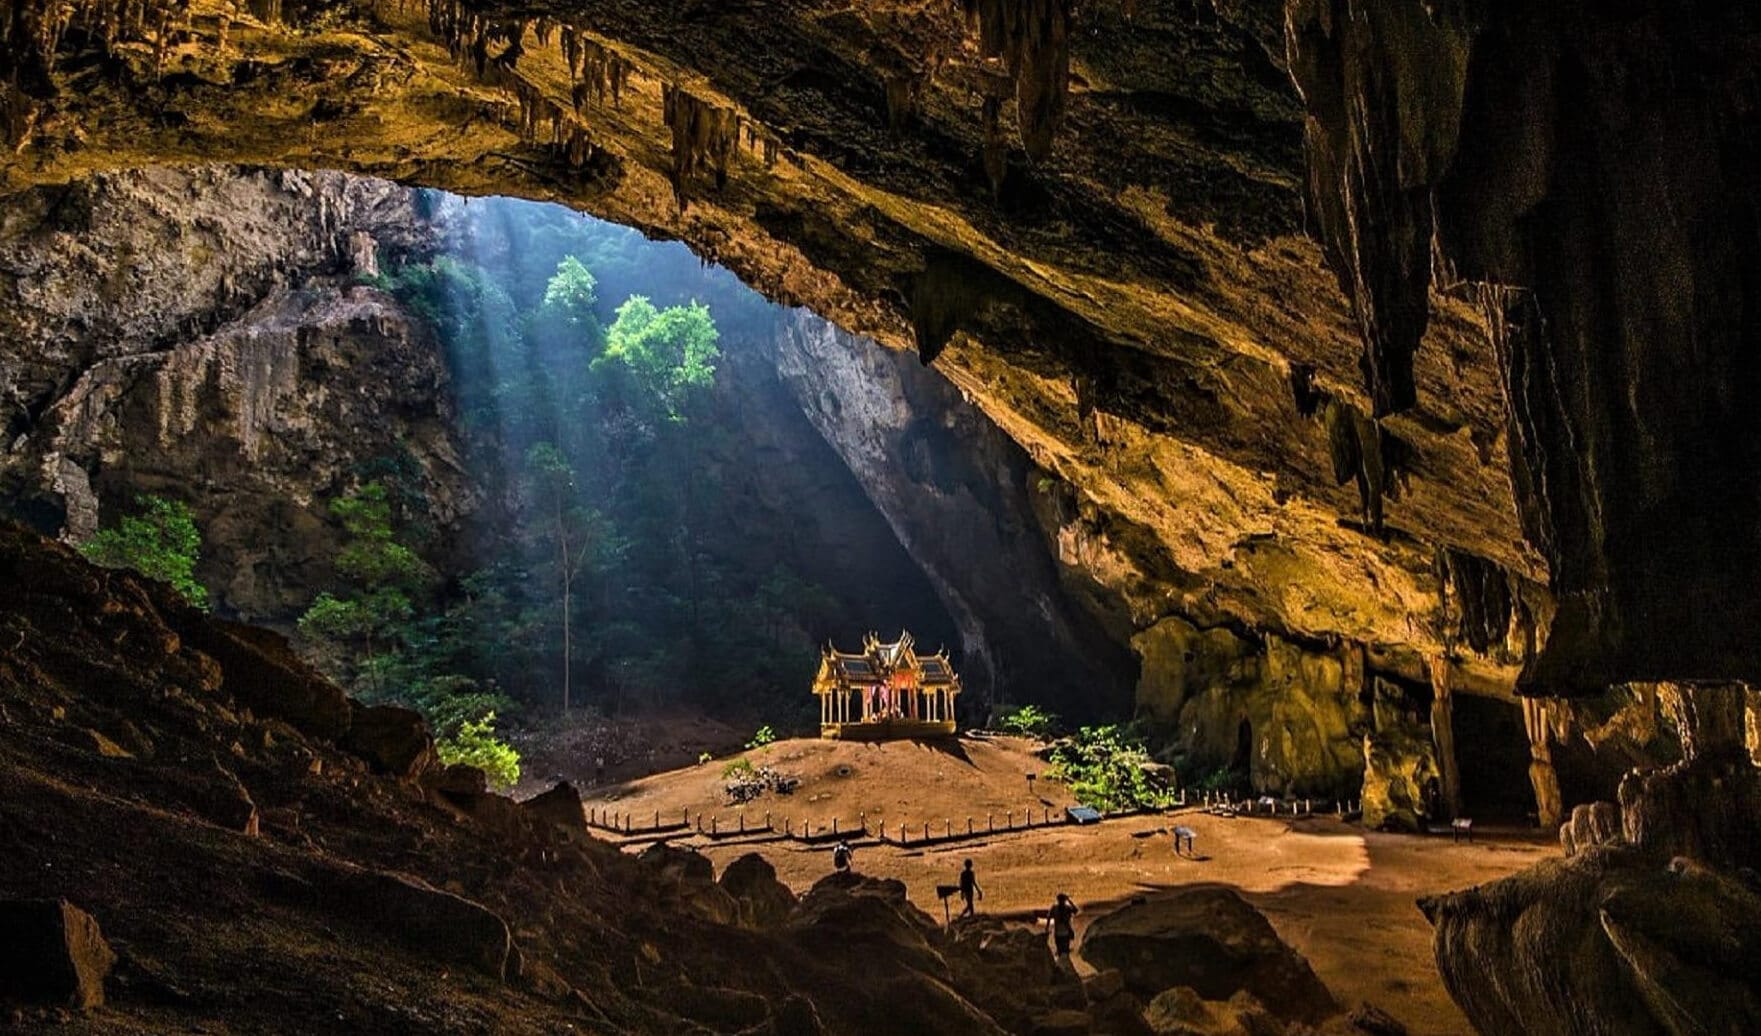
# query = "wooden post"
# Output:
<box><xmin>765</xmin><ymin>811</ymin><xmax>772</xmax><ymax>831</ymax></box>
<box><xmin>739</xmin><ymin>814</ymin><xmax>745</xmax><ymax>833</ymax></box>
<box><xmin>832</xmin><ymin>817</ymin><xmax>839</xmax><ymax>835</ymax></box>
<box><xmin>860</xmin><ymin>812</ymin><xmax>867</xmax><ymax>835</ymax></box>
<box><xmin>711</xmin><ymin>817</ymin><xmax>718</xmax><ymax>835</ymax></box>
<box><xmin>1006</xmin><ymin>810</ymin><xmax>1013</xmax><ymax>829</ymax></box>
<box><xmin>967</xmin><ymin>818</ymin><xmax>974</xmax><ymax>835</ymax></box>
<box><xmin>1428</xmin><ymin>655</ymin><xmax>1464</xmax><ymax>821</ymax></box>
<box><xmin>988</xmin><ymin>813</ymin><xmax>994</xmax><ymax>833</ymax></box>
<box><xmin>945</xmin><ymin>819</ymin><xmax>952</xmax><ymax>837</ymax></box>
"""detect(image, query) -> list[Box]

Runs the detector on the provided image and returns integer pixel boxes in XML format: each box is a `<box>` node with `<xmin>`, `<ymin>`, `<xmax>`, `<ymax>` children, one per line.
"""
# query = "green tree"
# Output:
<box><xmin>297</xmin><ymin>483</ymin><xmax>432</xmax><ymax>697</ymax></box>
<box><xmin>595</xmin><ymin>296</ymin><xmax>720</xmax><ymax>421</ymax></box>
<box><xmin>436</xmin><ymin>711</ymin><xmax>522</xmax><ymax>790</ymax></box>
<box><xmin>541</xmin><ymin>255</ymin><xmax>601</xmax><ymax>330</ymax></box>
<box><xmin>523</xmin><ymin>442</ymin><xmax>612</xmax><ymax>711</ymax></box>
<box><xmin>79</xmin><ymin>495</ymin><xmax>210</xmax><ymax>609</ymax></box>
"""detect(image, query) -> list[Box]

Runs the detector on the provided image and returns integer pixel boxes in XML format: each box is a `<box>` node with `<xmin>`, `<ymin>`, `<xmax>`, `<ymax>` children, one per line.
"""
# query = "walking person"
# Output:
<box><xmin>832</xmin><ymin>840</ymin><xmax>854</xmax><ymax>873</ymax></box>
<box><xmin>958</xmin><ymin>859</ymin><xmax>983</xmax><ymax>917</ymax></box>
<box><xmin>1045</xmin><ymin>893</ymin><xmax>1079</xmax><ymax>956</ymax></box>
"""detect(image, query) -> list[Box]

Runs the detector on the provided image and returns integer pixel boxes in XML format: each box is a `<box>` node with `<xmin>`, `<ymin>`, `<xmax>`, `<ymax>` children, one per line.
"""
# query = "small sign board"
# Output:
<box><xmin>1065</xmin><ymin>806</ymin><xmax>1102</xmax><ymax>825</ymax></box>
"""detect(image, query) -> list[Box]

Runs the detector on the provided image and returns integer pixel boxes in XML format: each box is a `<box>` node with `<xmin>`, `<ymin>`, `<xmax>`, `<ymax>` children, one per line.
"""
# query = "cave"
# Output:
<box><xmin>0</xmin><ymin>1</ymin><xmax>1757</xmax><ymax>1033</ymax></box>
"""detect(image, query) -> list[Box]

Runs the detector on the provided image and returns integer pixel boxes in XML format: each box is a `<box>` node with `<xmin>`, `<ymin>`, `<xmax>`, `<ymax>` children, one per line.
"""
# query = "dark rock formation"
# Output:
<box><xmin>340</xmin><ymin>704</ymin><xmax>435</xmax><ymax>779</ymax></box>
<box><xmin>1423</xmin><ymin>682</ymin><xmax>1761</xmax><ymax>1034</ymax></box>
<box><xmin>1079</xmin><ymin>887</ymin><xmax>1339</xmax><ymax>1024</ymax></box>
<box><xmin>717</xmin><ymin>852</ymin><xmax>798</xmax><ymax>929</ymax></box>
<box><xmin>1288</xmin><ymin>0</ymin><xmax>1761</xmax><ymax>694</ymax></box>
<box><xmin>0</xmin><ymin>518</ymin><xmax>1144</xmax><ymax>1032</ymax></box>
<box><xmin>0</xmin><ymin>899</ymin><xmax>116</xmax><ymax>1010</ymax></box>
<box><xmin>1423</xmin><ymin>848</ymin><xmax>1761</xmax><ymax>1036</ymax></box>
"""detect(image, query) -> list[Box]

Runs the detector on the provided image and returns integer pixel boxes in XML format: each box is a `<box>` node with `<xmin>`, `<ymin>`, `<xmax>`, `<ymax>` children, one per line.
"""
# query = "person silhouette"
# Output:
<box><xmin>1045</xmin><ymin>893</ymin><xmax>1079</xmax><ymax>956</ymax></box>
<box><xmin>958</xmin><ymin>859</ymin><xmax>983</xmax><ymax>917</ymax></box>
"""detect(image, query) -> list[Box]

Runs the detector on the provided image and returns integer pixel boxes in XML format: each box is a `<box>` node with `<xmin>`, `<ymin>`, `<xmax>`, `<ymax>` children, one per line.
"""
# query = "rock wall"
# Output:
<box><xmin>0</xmin><ymin>167</ymin><xmax>474</xmax><ymax>621</ymax></box>
<box><xmin>1288</xmin><ymin>0</ymin><xmax>1761</xmax><ymax>694</ymax></box>
<box><xmin>770</xmin><ymin>309</ymin><xmax>1137</xmax><ymax>717</ymax></box>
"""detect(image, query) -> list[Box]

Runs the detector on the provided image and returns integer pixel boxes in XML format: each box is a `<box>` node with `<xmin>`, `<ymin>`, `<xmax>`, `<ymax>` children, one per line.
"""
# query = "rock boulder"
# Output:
<box><xmin>1079</xmin><ymin>888</ymin><xmax>1337</xmax><ymax>1024</ymax></box>
<box><xmin>0</xmin><ymin>899</ymin><xmax>116</xmax><ymax>1010</ymax></box>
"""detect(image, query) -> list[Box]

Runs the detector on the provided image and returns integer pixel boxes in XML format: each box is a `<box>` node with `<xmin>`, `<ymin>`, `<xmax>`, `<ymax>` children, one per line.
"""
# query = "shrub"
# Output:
<box><xmin>999</xmin><ymin>704</ymin><xmax>1059</xmax><ymax>739</ymax></box>
<box><xmin>721</xmin><ymin>756</ymin><xmax>755</xmax><ymax>780</ymax></box>
<box><xmin>1047</xmin><ymin>724</ymin><xmax>1176</xmax><ymax>813</ymax></box>
<box><xmin>79</xmin><ymin>495</ymin><xmax>209</xmax><ymax>609</ymax></box>
<box><xmin>745</xmin><ymin>724</ymin><xmax>777</xmax><ymax>750</ymax></box>
<box><xmin>436</xmin><ymin>711</ymin><xmax>521</xmax><ymax>790</ymax></box>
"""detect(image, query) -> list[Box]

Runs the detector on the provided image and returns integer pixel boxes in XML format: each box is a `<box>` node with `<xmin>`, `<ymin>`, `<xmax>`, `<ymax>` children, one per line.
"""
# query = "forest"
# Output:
<box><xmin>82</xmin><ymin>196</ymin><xmax>946</xmax><ymax>786</ymax></box>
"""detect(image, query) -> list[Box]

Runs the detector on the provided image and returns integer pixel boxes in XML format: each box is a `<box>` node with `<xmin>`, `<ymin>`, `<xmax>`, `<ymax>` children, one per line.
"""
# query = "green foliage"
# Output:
<box><xmin>541</xmin><ymin>255</ymin><xmax>600</xmax><ymax>328</ymax></box>
<box><xmin>436</xmin><ymin>712</ymin><xmax>521</xmax><ymax>790</ymax></box>
<box><xmin>999</xmin><ymin>704</ymin><xmax>1059</xmax><ymax>739</ymax></box>
<box><xmin>1047</xmin><ymin>724</ymin><xmax>1177</xmax><ymax>814</ymax></box>
<box><xmin>697</xmin><ymin>751</ymin><xmax>713</xmax><ymax>766</ymax></box>
<box><xmin>596</xmin><ymin>295</ymin><xmax>720</xmax><ymax>421</ymax></box>
<box><xmin>721</xmin><ymin>756</ymin><xmax>755</xmax><ymax>780</ymax></box>
<box><xmin>298</xmin><ymin>482</ymin><xmax>434</xmax><ymax>700</ymax></box>
<box><xmin>80</xmin><ymin>495</ymin><xmax>210</xmax><ymax>608</ymax></box>
<box><xmin>745</xmin><ymin>725</ymin><xmax>777</xmax><ymax>750</ymax></box>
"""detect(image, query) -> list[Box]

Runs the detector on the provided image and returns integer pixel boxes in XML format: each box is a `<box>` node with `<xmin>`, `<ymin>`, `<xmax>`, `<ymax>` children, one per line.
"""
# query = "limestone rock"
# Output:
<box><xmin>640</xmin><ymin>843</ymin><xmax>740</xmax><ymax>925</ymax></box>
<box><xmin>1559</xmin><ymin>801</ymin><xmax>1622</xmax><ymax>858</ymax></box>
<box><xmin>0</xmin><ymin>900</ymin><xmax>116</xmax><ymax>1010</ymax></box>
<box><xmin>717</xmin><ymin>852</ymin><xmax>797</xmax><ymax>928</ymax></box>
<box><xmin>176</xmin><ymin>619</ymin><xmax>350</xmax><ymax>740</ymax></box>
<box><xmin>521</xmin><ymin>781</ymin><xmax>586</xmax><ymax>834</ymax></box>
<box><xmin>1422</xmin><ymin>846</ymin><xmax>1761</xmax><ymax>1036</ymax></box>
<box><xmin>1359</xmin><ymin>729</ymin><xmax>1438</xmax><ymax>833</ymax></box>
<box><xmin>323</xmin><ymin>869</ymin><xmax>519</xmax><ymax>981</ymax></box>
<box><xmin>340</xmin><ymin>703</ymin><xmax>434</xmax><ymax>779</ymax></box>
<box><xmin>1143</xmin><ymin>987</ymin><xmax>1278</xmax><ymax>1036</ymax></box>
<box><xmin>1026</xmin><ymin>1009</ymin><xmax>1094</xmax><ymax>1036</ymax></box>
<box><xmin>1079</xmin><ymin>889</ymin><xmax>1338</xmax><ymax>1024</ymax></box>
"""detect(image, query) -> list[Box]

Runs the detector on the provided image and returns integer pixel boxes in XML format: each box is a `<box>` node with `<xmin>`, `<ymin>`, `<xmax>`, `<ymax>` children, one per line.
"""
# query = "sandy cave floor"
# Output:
<box><xmin>581</xmin><ymin>736</ymin><xmax>1557</xmax><ymax>1036</ymax></box>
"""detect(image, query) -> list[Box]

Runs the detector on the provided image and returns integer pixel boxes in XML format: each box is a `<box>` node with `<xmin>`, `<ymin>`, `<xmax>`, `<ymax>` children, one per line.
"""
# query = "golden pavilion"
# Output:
<box><xmin>811</xmin><ymin>631</ymin><xmax>962</xmax><ymax>740</ymax></box>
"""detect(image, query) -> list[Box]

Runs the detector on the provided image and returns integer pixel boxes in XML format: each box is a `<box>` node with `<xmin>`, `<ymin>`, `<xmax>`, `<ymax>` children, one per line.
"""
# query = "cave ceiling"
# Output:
<box><xmin>0</xmin><ymin>0</ymin><xmax>1547</xmax><ymax>694</ymax></box>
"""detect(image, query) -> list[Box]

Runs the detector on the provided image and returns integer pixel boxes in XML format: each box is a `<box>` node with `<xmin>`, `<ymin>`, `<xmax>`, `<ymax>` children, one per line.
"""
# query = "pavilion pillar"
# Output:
<box><xmin>1428</xmin><ymin>655</ymin><xmax>1463</xmax><ymax>820</ymax></box>
<box><xmin>1522</xmin><ymin>697</ymin><xmax>1565</xmax><ymax>829</ymax></box>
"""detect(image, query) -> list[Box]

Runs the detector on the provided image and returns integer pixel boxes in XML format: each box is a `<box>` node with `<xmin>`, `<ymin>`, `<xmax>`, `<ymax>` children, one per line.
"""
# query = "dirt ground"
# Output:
<box><xmin>585</xmin><ymin>735</ymin><xmax>1557</xmax><ymax>1035</ymax></box>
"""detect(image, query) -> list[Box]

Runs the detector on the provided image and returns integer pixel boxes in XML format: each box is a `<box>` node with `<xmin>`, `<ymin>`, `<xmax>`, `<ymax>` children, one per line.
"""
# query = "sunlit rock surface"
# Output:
<box><xmin>0</xmin><ymin>168</ymin><xmax>472</xmax><ymax>619</ymax></box>
<box><xmin>0</xmin><ymin>0</ymin><xmax>1545</xmax><ymax>710</ymax></box>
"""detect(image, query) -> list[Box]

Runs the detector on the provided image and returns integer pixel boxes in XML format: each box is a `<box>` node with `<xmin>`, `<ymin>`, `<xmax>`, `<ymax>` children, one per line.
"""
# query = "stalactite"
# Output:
<box><xmin>662</xmin><ymin>83</ymin><xmax>739</xmax><ymax>207</ymax></box>
<box><xmin>960</xmin><ymin>0</ymin><xmax>1071</xmax><ymax>163</ymax></box>
<box><xmin>1437</xmin><ymin>548</ymin><xmax>1513</xmax><ymax>655</ymax></box>
<box><xmin>1321</xmin><ymin>398</ymin><xmax>1407</xmax><ymax>536</ymax></box>
<box><xmin>980</xmin><ymin>93</ymin><xmax>1006</xmax><ymax>198</ymax></box>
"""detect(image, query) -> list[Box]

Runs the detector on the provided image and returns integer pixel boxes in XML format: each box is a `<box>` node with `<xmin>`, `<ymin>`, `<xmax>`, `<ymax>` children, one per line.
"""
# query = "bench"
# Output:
<box><xmin>1172</xmin><ymin>825</ymin><xmax>1196</xmax><ymax>855</ymax></box>
<box><xmin>1451</xmin><ymin>817</ymin><xmax>1474</xmax><ymax>843</ymax></box>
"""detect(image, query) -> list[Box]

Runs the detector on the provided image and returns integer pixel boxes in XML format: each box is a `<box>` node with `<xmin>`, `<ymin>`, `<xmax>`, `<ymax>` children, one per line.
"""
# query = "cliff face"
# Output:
<box><xmin>770</xmin><ymin>309</ymin><xmax>1136</xmax><ymax>719</ymax></box>
<box><xmin>0</xmin><ymin>167</ymin><xmax>475</xmax><ymax>621</ymax></box>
